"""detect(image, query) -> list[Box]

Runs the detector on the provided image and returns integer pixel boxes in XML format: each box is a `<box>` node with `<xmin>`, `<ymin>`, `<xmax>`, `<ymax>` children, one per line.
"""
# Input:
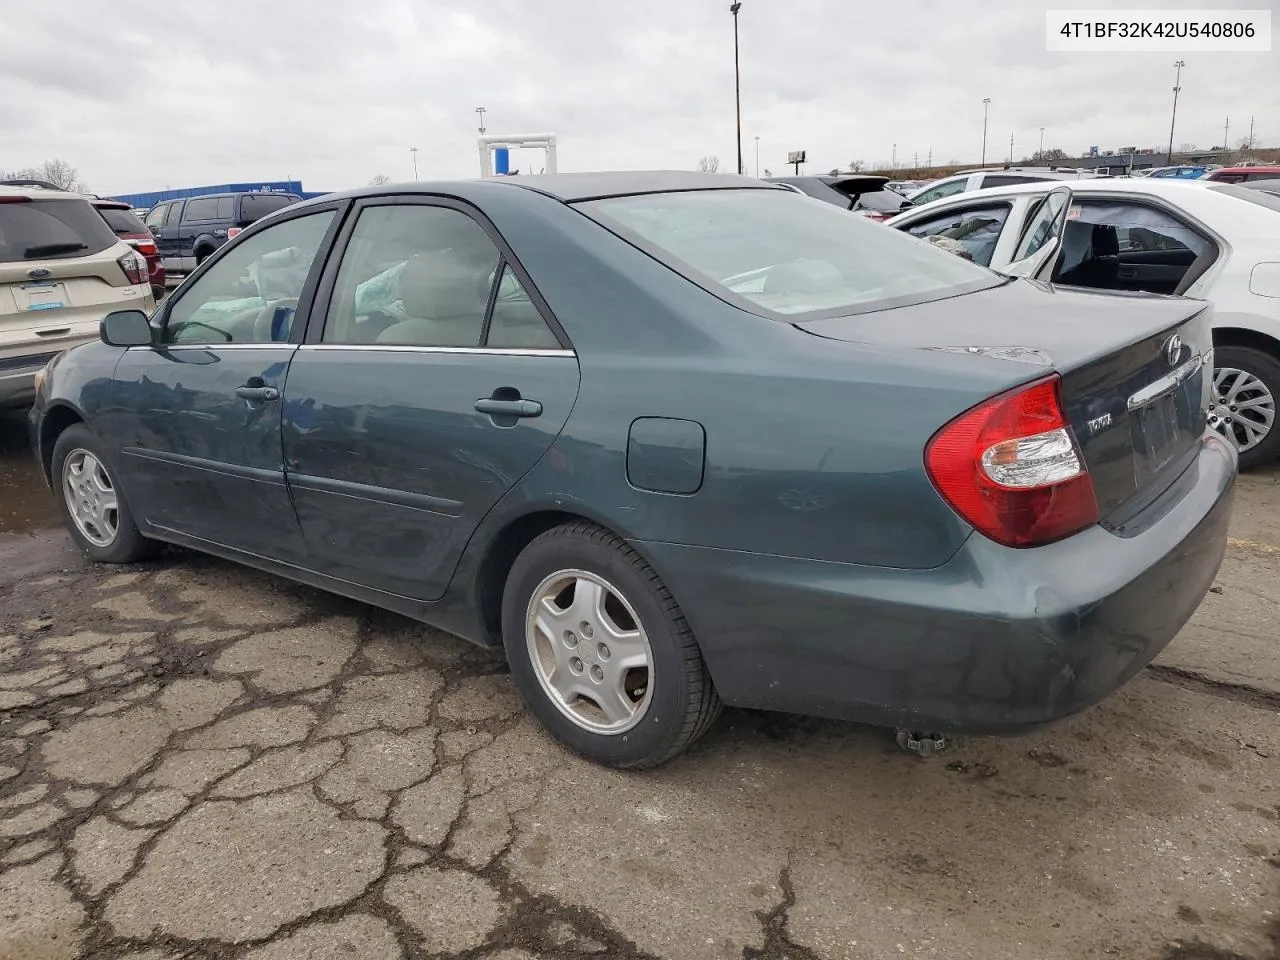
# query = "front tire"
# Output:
<box><xmin>501</xmin><ymin>521</ymin><xmax>721</xmax><ymax>768</ymax></box>
<box><xmin>1211</xmin><ymin>345</ymin><xmax>1280</xmax><ymax>471</ymax></box>
<box><xmin>52</xmin><ymin>424</ymin><xmax>160</xmax><ymax>564</ymax></box>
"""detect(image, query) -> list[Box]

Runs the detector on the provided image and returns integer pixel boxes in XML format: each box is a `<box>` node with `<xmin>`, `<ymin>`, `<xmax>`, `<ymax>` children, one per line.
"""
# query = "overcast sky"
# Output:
<box><xmin>2</xmin><ymin>0</ymin><xmax>1275</xmax><ymax>194</ymax></box>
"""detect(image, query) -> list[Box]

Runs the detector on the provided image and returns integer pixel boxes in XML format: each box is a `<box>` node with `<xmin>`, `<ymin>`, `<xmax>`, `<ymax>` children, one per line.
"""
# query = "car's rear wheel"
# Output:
<box><xmin>52</xmin><ymin>424</ymin><xmax>160</xmax><ymax>563</ymax></box>
<box><xmin>1210</xmin><ymin>346</ymin><xmax>1280</xmax><ymax>470</ymax></box>
<box><xmin>501</xmin><ymin>521</ymin><xmax>721</xmax><ymax>768</ymax></box>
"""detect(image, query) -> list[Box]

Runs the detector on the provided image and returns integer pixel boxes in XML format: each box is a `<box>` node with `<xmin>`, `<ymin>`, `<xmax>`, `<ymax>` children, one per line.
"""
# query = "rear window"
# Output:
<box><xmin>183</xmin><ymin>198</ymin><xmax>220</xmax><ymax>221</ymax></box>
<box><xmin>240</xmin><ymin>194</ymin><xmax>297</xmax><ymax>223</ymax></box>
<box><xmin>581</xmin><ymin>188</ymin><xmax>1000</xmax><ymax>319</ymax></box>
<box><xmin>0</xmin><ymin>198</ymin><xmax>118</xmax><ymax>263</ymax></box>
<box><xmin>1209</xmin><ymin>184</ymin><xmax>1280</xmax><ymax>214</ymax></box>
<box><xmin>97</xmin><ymin>206</ymin><xmax>148</xmax><ymax>236</ymax></box>
<box><xmin>854</xmin><ymin>189</ymin><xmax>911</xmax><ymax>214</ymax></box>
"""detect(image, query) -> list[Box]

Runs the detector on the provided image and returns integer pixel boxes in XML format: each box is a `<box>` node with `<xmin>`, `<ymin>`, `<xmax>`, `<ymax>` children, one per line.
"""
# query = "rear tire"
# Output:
<box><xmin>501</xmin><ymin>521</ymin><xmax>721</xmax><ymax>768</ymax></box>
<box><xmin>1211</xmin><ymin>345</ymin><xmax>1280</xmax><ymax>471</ymax></box>
<box><xmin>52</xmin><ymin>424</ymin><xmax>161</xmax><ymax>564</ymax></box>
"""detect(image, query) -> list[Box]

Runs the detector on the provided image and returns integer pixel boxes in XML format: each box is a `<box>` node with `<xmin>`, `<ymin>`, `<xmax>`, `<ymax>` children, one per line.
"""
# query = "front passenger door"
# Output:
<box><xmin>109</xmin><ymin>204</ymin><xmax>342</xmax><ymax>560</ymax></box>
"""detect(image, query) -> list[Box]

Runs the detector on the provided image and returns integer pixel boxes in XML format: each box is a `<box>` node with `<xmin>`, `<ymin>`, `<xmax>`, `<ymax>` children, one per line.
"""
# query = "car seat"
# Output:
<box><xmin>1055</xmin><ymin>222</ymin><xmax>1120</xmax><ymax>289</ymax></box>
<box><xmin>376</xmin><ymin>253</ymin><xmax>487</xmax><ymax>347</ymax></box>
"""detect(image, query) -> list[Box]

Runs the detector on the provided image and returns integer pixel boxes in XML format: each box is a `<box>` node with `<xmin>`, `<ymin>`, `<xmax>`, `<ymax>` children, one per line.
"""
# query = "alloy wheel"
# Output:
<box><xmin>62</xmin><ymin>449</ymin><xmax>120</xmax><ymax>548</ymax></box>
<box><xmin>524</xmin><ymin>569</ymin><xmax>655</xmax><ymax>735</ymax></box>
<box><xmin>1209</xmin><ymin>366</ymin><xmax>1275</xmax><ymax>454</ymax></box>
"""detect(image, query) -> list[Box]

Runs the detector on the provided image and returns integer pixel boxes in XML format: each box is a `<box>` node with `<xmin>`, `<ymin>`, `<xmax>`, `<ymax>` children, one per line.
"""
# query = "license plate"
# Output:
<box><xmin>22</xmin><ymin>282</ymin><xmax>66</xmax><ymax>312</ymax></box>
<box><xmin>1132</xmin><ymin>394</ymin><xmax>1183</xmax><ymax>485</ymax></box>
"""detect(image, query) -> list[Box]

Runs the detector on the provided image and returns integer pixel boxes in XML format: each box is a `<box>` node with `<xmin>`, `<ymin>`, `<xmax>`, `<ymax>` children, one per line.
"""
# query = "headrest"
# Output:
<box><xmin>398</xmin><ymin>252</ymin><xmax>486</xmax><ymax>319</ymax></box>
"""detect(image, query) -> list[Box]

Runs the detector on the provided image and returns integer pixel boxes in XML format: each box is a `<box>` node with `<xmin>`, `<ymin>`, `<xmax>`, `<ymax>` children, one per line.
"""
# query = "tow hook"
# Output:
<box><xmin>895</xmin><ymin>729</ymin><xmax>951</xmax><ymax>757</ymax></box>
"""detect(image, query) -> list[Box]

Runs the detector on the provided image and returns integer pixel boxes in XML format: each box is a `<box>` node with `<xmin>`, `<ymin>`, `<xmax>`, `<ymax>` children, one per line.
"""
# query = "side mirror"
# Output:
<box><xmin>100</xmin><ymin>310</ymin><xmax>154</xmax><ymax>348</ymax></box>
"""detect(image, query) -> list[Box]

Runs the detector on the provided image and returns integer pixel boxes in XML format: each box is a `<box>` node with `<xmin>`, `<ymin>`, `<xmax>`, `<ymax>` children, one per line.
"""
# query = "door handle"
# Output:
<box><xmin>235</xmin><ymin>385</ymin><xmax>280</xmax><ymax>402</ymax></box>
<box><xmin>474</xmin><ymin>397</ymin><xmax>542</xmax><ymax>418</ymax></box>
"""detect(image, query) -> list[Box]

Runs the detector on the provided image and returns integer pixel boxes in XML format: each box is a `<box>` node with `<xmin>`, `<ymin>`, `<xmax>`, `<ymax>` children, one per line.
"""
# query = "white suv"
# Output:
<box><xmin>0</xmin><ymin>183</ymin><xmax>154</xmax><ymax>408</ymax></box>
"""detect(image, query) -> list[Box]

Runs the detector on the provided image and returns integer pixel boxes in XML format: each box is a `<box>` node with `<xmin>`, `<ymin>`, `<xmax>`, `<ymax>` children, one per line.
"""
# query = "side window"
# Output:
<box><xmin>144</xmin><ymin>204</ymin><xmax>168</xmax><ymax>231</ymax></box>
<box><xmin>902</xmin><ymin>204</ymin><xmax>1011</xmax><ymax>266</ymax></box>
<box><xmin>913</xmin><ymin>178</ymin><xmax>968</xmax><ymax>205</ymax></box>
<box><xmin>216</xmin><ymin>196</ymin><xmax>236</xmax><ymax>219</ymax></box>
<box><xmin>323</xmin><ymin>205</ymin><xmax>500</xmax><ymax>348</ymax></box>
<box><xmin>485</xmin><ymin>265</ymin><xmax>560</xmax><ymax>349</ymax></box>
<box><xmin>1051</xmin><ymin>200</ymin><xmax>1211</xmax><ymax>295</ymax></box>
<box><xmin>162</xmin><ymin>211</ymin><xmax>335</xmax><ymax>345</ymax></box>
<box><xmin>1011</xmin><ymin>192</ymin><xmax>1066</xmax><ymax>261</ymax></box>
<box><xmin>983</xmin><ymin>175</ymin><xmax>1044</xmax><ymax>187</ymax></box>
<box><xmin>182</xmin><ymin>198</ymin><xmax>219</xmax><ymax>222</ymax></box>
<box><xmin>164</xmin><ymin>202</ymin><xmax>184</xmax><ymax>227</ymax></box>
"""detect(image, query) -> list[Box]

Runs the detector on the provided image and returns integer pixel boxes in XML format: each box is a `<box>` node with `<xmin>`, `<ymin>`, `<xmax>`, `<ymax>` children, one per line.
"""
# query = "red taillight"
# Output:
<box><xmin>226</xmin><ymin>226</ymin><xmax>242</xmax><ymax>240</ymax></box>
<box><xmin>925</xmin><ymin>375</ymin><xmax>1099</xmax><ymax>548</ymax></box>
<box><xmin>117</xmin><ymin>249</ymin><xmax>148</xmax><ymax>285</ymax></box>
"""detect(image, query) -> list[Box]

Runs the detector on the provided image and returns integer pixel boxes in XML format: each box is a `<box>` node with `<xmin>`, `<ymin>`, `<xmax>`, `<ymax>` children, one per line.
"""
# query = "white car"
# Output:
<box><xmin>907</xmin><ymin>168</ymin><xmax>1096</xmax><ymax>206</ymax></box>
<box><xmin>888</xmin><ymin>178</ymin><xmax>1280</xmax><ymax>468</ymax></box>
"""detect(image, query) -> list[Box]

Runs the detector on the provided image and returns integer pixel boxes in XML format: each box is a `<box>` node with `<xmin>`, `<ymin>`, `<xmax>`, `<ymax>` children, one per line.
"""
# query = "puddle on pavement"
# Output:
<box><xmin>0</xmin><ymin>412</ymin><xmax>59</xmax><ymax>534</ymax></box>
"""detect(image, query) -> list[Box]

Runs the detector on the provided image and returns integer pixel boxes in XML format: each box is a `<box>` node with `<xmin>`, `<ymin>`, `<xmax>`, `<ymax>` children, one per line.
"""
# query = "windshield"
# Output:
<box><xmin>581</xmin><ymin>189</ymin><xmax>999</xmax><ymax>318</ymax></box>
<box><xmin>1209</xmin><ymin>183</ymin><xmax>1280</xmax><ymax>214</ymax></box>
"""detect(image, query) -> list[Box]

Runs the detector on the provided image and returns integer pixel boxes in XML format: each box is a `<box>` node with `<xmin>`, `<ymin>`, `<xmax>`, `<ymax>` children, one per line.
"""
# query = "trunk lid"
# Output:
<box><xmin>796</xmin><ymin>279</ymin><xmax>1213</xmax><ymax>528</ymax></box>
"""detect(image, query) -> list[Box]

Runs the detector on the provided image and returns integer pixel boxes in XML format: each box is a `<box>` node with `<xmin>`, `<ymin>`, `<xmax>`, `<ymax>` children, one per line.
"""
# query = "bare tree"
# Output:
<box><xmin>1030</xmin><ymin>147</ymin><xmax>1068</xmax><ymax>163</ymax></box>
<box><xmin>696</xmin><ymin>155</ymin><xmax>721</xmax><ymax>173</ymax></box>
<box><xmin>848</xmin><ymin>159</ymin><xmax>864</xmax><ymax>172</ymax></box>
<box><xmin>0</xmin><ymin>158</ymin><xmax>87</xmax><ymax>192</ymax></box>
<box><xmin>368</xmin><ymin>173</ymin><xmax>392</xmax><ymax>186</ymax></box>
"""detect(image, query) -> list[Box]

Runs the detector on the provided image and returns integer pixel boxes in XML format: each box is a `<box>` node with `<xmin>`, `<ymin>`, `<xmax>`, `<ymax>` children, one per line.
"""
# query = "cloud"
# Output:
<box><xmin>0</xmin><ymin>0</ymin><xmax>1274</xmax><ymax>194</ymax></box>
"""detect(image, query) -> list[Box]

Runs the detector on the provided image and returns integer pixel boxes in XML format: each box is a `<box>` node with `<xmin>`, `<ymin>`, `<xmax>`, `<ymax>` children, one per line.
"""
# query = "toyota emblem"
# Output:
<box><xmin>1164</xmin><ymin>334</ymin><xmax>1183</xmax><ymax>367</ymax></box>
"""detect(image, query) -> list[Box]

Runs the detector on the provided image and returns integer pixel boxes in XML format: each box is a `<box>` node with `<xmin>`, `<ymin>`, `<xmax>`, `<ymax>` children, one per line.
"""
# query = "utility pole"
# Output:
<box><xmin>1248</xmin><ymin>116</ymin><xmax>1255</xmax><ymax>152</ymax></box>
<box><xmin>754</xmin><ymin>136</ymin><xmax>760</xmax><ymax>178</ymax></box>
<box><xmin>409</xmin><ymin>147</ymin><xmax>419</xmax><ymax>181</ymax></box>
<box><xmin>1223</xmin><ymin>116</ymin><xmax>1230</xmax><ymax>153</ymax></box>
<box><xmin>1167</xmin><ymin>60</ymin><xmax>1185</xmax><ymax>165</ymax></box>
<box><xmin>730</xmin><ymin>3</ymin><xmax>744</xmax><ymax>175</ymax></box>
<box><xmin>927</xmin><ymin>148</ymin><xmax>932</xmax><ymax>167</ymax></box>
<box><xmin>981</xmin><ymin>98</ymin><xmax>991</xmax><ymax>166</ymax></box>
<box><xmin>1009</xmin><ymin>132</ymin><xmax>1014</xmax><ymax>164</ymax></box>
<box><xmin>1039</xmin><ymin>127</ymin><xmax>1045</xmax><ymax>160</ymax></box>
<box><xmin>475</xmin><ymin>106</ymin><xmax>486</xmax><ymax>135</ymax></box>
<box><xmin>892</xmin><ymin>143</ymin><xmax>896</xmax><ymax>169</ymax></box>
<box><xmin>913</xmin><ymin>151</ymin><xmax>918</xmax><ymax>170</ymax></box>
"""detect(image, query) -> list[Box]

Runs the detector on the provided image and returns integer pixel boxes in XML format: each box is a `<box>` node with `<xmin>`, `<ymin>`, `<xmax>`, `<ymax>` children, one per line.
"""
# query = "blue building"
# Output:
<box><xmin>105</xmin><ymin>180</ymin><xmax>330</xmax><ymax>210</ymax></box>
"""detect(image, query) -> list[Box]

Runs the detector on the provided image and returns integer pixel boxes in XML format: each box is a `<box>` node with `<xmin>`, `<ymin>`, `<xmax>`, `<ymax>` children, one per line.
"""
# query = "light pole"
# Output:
<box><xmin>475</xmin><ymin>106</ymin><xmax>486</xmax><ymax>135</ymax></box>
<box><xmin>409</xmin><ymin>147</ymin><xmax>419</xmax><ymax>181</ymax></box>
<box><xmin>1009</xmin><ymin>132</ymin><xmax>1014</xmax><ymax>164</ymax></box>
<box><xmin>730</xmin><ymin>3</ymin><xmax>743</xmax><ymax>175</ymax></box>
<box><xmin>1166</xmin><ymin>60</ymin><xmax>1185</xmax><ymax>164</ymax></box>
<box><xmin>753</xmin><ymin>136</ymin><xmax>760</xmax><ymax>178</ymax></box>
<box><xmin>1039</xmin><ymin>127</ymin><xmax>1045</xmax><ymax>160</ymax></box>
<box><xmin>981</xmin><ymin>98</ymin><xmax>991</xmax><ymax>167</ymax></box>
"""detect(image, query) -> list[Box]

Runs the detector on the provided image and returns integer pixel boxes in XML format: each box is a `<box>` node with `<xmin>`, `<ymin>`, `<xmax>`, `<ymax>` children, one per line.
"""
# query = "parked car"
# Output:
<box><xmin>908</xmin><ymin>168</ymin><xmax>1094</xmax><ymax>205</ymax></box>
<box><xmin>766</xmin><ymin>174</ymin><xmax>912</xmax><ymax>221</ymax></box>
<box><xmin>1202</xmin><ymin>166</ymin><xmax>1280</xmax><ymax>184</ymax></box>
<box><xmin>1137</xmin><ymin>165</ymin><xmax>1206</xmax><ymax>179</ymax></box>
<box><xmin>143</xmin><ymin>190</ymin><xmax>300</xmax><ymax>276</ymax></box>
<box><xmin>889</xmin><ymin>178</ymin><xmax>1280</xmax><ymax>468</ymax></box>
<box><xmin>0</xmin><ymin>183</ymin><xmax>153</xmax><ymax>409</ymax></box>
<box><xmin>91</xmin><ymin>199</ymin><xmax>165</xmax><ymax>301</ymax></box>
<box><xmin>31</xmin><ymin>172</ymin><xmax>1234</xmax><ymax>767</ymax></box>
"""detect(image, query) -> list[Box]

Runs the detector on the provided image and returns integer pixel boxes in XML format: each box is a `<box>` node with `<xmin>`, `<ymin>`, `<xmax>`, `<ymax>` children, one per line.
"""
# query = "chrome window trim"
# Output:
<box><xmin>297</xmin><ymin>344</ymin><xmax>575</xmax><ymax>358</ymax></box>
<box><xmin>127</xmin><ymin>342</ymin><xmax>298</xmax><ymax>351</ymax></box>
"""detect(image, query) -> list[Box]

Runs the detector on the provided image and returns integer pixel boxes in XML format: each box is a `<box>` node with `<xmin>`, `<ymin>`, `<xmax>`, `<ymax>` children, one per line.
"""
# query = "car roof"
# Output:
<box><xmin>0</xmin><ymin>184</ymin><xmax>84</xmax><ymax>201</ymax></box>
<box><xmin>1211</xmin><ymin>166</ymin><xmax>1280</xmax><ymax>174</ymax></box>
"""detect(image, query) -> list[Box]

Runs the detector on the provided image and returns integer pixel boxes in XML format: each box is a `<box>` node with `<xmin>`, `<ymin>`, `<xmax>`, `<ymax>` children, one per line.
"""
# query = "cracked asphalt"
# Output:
<box><xmin>1</xmin><ymin>413</ymin><xmax>1278</xmax><ymax>960</ymax></box>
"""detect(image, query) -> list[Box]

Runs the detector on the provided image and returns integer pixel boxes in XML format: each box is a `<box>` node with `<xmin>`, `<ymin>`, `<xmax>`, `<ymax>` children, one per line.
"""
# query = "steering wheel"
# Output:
<box><xmin>252</xmin><ymin>298</ymin><xmax>300</xmax><ymax>342</ymax></box>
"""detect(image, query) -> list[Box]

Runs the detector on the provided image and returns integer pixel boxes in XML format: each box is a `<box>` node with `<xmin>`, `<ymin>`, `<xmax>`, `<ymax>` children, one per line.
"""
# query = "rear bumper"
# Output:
<box><xmin>0</xmin><ymin>352</ymin><xmax>61</xmax><ymax>409</ymax></box>
<box><xmin>637</xmin><ymin>434</ymin><xmax>1237</xmax><ymax>734</ymax></box>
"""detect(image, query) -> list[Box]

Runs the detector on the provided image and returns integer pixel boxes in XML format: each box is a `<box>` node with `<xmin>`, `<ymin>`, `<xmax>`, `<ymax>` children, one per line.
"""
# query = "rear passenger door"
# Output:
<box><xmin>282</xmin><ymin>197</ymin><xmax>580</xmax><ymax>602</ymax></box>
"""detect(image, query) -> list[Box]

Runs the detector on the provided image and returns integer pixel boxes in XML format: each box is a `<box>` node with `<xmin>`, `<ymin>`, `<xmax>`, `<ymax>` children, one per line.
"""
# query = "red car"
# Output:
<box><xmin>91</xmin><ymin>199</ymin><xmax>165</xmax><ymax>301</ymax></box>
<box><xmin>1203</xmin><ymin>165</ymin><xmax>1280</xmax><ymax>184</ymax></box>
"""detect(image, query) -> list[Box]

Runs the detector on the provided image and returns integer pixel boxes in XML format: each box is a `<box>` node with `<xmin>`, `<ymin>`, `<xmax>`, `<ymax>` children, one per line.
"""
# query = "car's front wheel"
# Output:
<box><xmin>52</xmin><ymin>424</ymin><xmax>160</xmax><ymax>563</ymax></box>
<box><xmin>1210</xmin><ymin>345</ymin><xmax>1280</xmax><ymax>470</ymax></box>
<box><xmin>501</xmin><ymin>521</ymin><xmax>721</xmax><ymax>768</ymax></box>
